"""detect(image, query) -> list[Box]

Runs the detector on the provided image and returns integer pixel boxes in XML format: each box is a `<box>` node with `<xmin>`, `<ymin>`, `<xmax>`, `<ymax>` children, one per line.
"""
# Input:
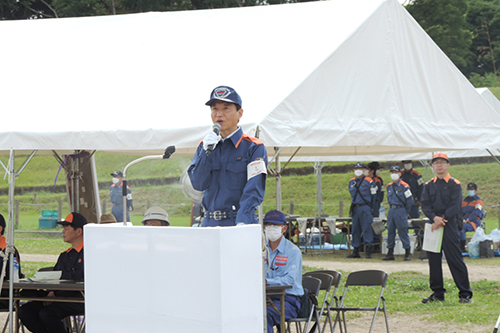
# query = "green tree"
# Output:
<box><xmin>1</xmin><ymin>0</ymin><xmax>57</xmax><ymax>19</ymax></box>
<box><xmin>466</xmin><ymin>0</ymin><xmax>500</xmax><ymax>86</ymax></box>
<box><xmin>406</xmin><ymin>0</ymin><xmax>474</xmax><ymax>76</ymax></box>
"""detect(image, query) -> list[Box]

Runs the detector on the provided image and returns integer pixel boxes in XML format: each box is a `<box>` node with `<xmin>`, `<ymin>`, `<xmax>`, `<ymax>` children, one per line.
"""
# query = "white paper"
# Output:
<box><xmin>422</xmin><ymin>223</ymin><xmax>444</xmax><ymax>253</ymax></box>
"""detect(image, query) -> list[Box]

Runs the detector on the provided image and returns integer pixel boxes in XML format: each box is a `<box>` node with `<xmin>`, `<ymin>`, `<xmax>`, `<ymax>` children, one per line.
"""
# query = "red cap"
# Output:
<box><xmin>432</xmin><ymin>152</ymin><xmax>449</xmax><ymax>163</ymax></box>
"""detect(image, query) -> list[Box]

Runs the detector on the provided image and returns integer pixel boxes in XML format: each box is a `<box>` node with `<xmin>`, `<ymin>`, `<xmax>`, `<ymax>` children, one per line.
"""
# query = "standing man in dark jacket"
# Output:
<box><xmin>19</xmin><ymin>212</ymin><xmax>87</xmax><ymax>332</ymax></box>
<box><xmin>420</xmin><ymin>153</ymin><xmax>473</xmax><ymax>304</ymax></box>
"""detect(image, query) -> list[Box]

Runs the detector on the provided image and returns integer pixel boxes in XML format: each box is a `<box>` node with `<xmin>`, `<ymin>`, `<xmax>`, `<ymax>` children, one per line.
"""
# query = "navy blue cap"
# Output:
<box><xmin>57</xmin><ymin>212</ymin><xmax>88</xmax><ymax>229</ymax></box>
<box><xmin>390</xmin><ymin>165</ymin><xmax>401</xmax><ymax>172</ymax></box>
<box><xmin>263</xmin><ymin>210</ymin><xmax>286</xmax><ymax>225</ymax></box>
<box><xmin>467</xmin><ymin>182</ymin><xmax>477</xmax><ymax>190</ymax></box>
<box><xmin>111</xmin><ymin>170</ymin><xmax>123</xmax><ymax>177</ymax></box>
<box><xmin>353</xmin><ymin>162</ymin><xmax>366</xmax><ymax>169</ymax></box>
<box><xmin>0</xmin><ymin>213</ymin><xmax>5</xmax><ymax>235</ymax></box>
<box><xmin>205</xmin><ymin>86</ymin><xmax>242</xmax><ymax>107</ymax></box>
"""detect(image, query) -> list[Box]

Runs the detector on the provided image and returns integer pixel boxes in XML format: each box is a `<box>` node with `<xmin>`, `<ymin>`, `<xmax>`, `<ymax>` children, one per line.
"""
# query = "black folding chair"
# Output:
<box><xmin>303</xmin><ymin>272</ymin><xmax>336</xmax><ymax>333</ymax></box>
<box><xmin>331</xmin><ymin>270</ymin><xmax>389</xmax><ymax>333</ymax></box>
<box><xmin>286</xmin><ymin>276</ymin><xmax>322</xmax><ymax>333</ymax></box>
<box><xmin>306</xmin><ymin>270</ymin><xmax>342</xmax><ymax>333</ymax></box>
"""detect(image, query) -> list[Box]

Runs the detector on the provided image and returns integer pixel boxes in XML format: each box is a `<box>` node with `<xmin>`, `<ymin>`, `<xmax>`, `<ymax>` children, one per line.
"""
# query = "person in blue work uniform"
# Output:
<box><xmin>347</xmin><ymin>162</ymin><xmax>377</xmax><ymax>259</ymax></box>
<box><xmin>264</xmin><ymin>210</ymin><xmax>303</xmax><ymax>333</ymax></box>
<box><xmin>109</xmin><ymin>170</ymin><xmax>133</xmax><ymax>222</ymax></box>
<box><xmin>188</xmin><ymin>86</ymin><xmax>267</xmax><ymax>227</ymax></box>
<box><xmin>401</xmin><ymin>160</ymin><xmax>424</xmax><ymax>249</ymax></box>
<box><xmin>421</xmin><ymin>153</ymin><xmax>473</xmax><ymax>304</ymax></box>
<box><xmin>368</xmin><ymin>161</ymin><xmax>384</xmax><ymax>252</ymax></box>
<box><xmin>460</xmin><ymin>182</ymin><xmax>483</xmax><ymax>252</ymax></box>
<box><xmin>382</xmin><ymin>165</ymin><xmax>414</xmax><ymax>261</ymax></box>
<box><xmin>19</xmin><ymin>212</ymin><xmax>87</xmax><ymax>332</ymax></box>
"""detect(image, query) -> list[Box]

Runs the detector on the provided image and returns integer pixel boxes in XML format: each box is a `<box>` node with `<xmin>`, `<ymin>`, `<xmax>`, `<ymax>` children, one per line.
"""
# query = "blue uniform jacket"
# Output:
<box><xmin>401</xmin><ymin>169</ymin><xmax>423</xmax><ymax>202</ymax></box>
<box><xmin>349</xmin><ymin>176</ymin><xmax>377</xmax><ymax>207</ymax></box>
<box><xmin>462</xmin><ymin>194</ymin><xmax>483</xmax><ymax>227</ymax></box>
<box><xmin>109</xmin><ymin>183</ymin><xmax>132</xmax><ymax>208</ymax></box>
<box><xmin>421</xmin><ymin>174</ymin><xmax>462</xmax><ymax>222</ymax></box>
<box><xmin>387</xmin><ymin>179</ymin><xmax>414</xmax><ymax>215</ymax></box>
<box><xmin>188</xmin><ymin>127</ymin><xmax>267</xmax><ymax>225</ymax></box>
<box><xmin>265</xmin><ymin>237</ymin><xmax>304</xmax><ymax>297</ymax></box>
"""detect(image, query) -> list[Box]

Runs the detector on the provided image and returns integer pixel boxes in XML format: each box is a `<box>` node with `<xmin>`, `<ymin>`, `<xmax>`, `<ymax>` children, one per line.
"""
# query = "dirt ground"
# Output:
<box><xmin>303</xmin><ymin>256</ymin><xmax>499</xmax><ymax>333</ymax></box>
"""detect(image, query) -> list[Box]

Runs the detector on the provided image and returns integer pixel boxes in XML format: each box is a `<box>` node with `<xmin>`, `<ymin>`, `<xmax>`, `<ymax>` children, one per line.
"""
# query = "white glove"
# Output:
<box><xmin>203</xmin><ymin>131</ymin><xmax>222</xmax><ymax>151</ymax></box>
<box><xmin>236</xmin><ymin>222</ymin><xmax>246</xmax><ymax>226</ymax></box>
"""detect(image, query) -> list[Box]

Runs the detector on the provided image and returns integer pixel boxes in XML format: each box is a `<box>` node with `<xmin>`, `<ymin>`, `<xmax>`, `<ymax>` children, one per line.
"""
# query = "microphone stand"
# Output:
<box><xmin>121</xmin><ymin>146</ymin><xmax>176</xmax><ymax>226</ymax></box>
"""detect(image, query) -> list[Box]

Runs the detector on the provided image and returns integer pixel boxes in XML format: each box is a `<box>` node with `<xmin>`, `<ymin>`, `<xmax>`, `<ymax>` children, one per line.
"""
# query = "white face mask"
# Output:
<box><xmin>265</xmin><ymin>225</ymin><xmax>283</xmax><ymax>242</ymax></box>
<box><xmin>404</xmin><ymin>163</ymin><xmax>412</xmax><ymax>170</ymax></box>
<box><xmin>112</xmin><ymin>177</ymin><xmax>120</xmax><ymax>184</ymax></box>
<box><xmin>375</xmin><ymin>170</ymin><xmax>381</xmax><ymax>176</ymax></box>
<box><xmin>354</xmin><ymin>170</ymin><xmax>363</xmax><ymax>177</ymax></box>
<box><xmin>390</xmin><ymin>173</ymin><xmax>400</xmax><ymax>181</ymax></box>
<box><xmin>363</xmin><ymin>169</ymin><xmax>369</xmax><ymax>176</ymax></box>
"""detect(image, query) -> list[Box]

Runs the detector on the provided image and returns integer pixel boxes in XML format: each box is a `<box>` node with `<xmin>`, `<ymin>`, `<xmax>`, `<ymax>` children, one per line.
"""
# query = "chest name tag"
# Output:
<box><xmin>404</xmin><ymin>189</ymin><xmax>412</xmax><ymax>198</ymax></box>
<box><xmin>417</xmin><ymin>178</ymin><xmax>424</xmax><ymax>185</ymax></box>
<box><xmin>247</xmin><ymin>160</ymin><xmax>267</xmax><ymax>181</ymax></box>
<box><xmin>370</xmin><ymin>187</ymin><xmax>377</xmax><ymax>195</ymax></box>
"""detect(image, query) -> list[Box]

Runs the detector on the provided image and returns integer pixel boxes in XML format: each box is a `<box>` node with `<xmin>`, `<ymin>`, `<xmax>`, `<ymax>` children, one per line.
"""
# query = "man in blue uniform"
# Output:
<box><xmin>421</xmin><ymin>153</ymin><xmax>473</xmax><ymax>304</ymax></box>
<box><xmin>19</xmin><ymin>212</ymin><xmax>86</xmax><ymax>332</ymax></box>
<box><xmin>109</xmin><ymin>170</ymin><xmax>133</xmax><ymax>222</ymax></box>
<box><xmin>188</xmin><ymin>86</ymin><xmax>267</xmax><ymax>227</ymax></box>
<box><xmin>264</xmin><ymin>210</ymin><xmax>303</xmax><ymax>333</ymax></box>
<box><xmin>401</xmin><ymin>160</ymin><xmax>424</xmax><ymax>249</ymax></box>
<box><xmin>368</xmin><ymin>161</ymin><xmax>384</xmax><ymax>252</ymax></box>
<box><xmin>383</xmin><ymin>166</ymin><xmax>414</xmax><ymax>261</ymax></box>
<box><xmin>347</xmin><ymin>162</ymin><xmax>377</xmax><ymax>259</ymax></box>
<box><xmin>460</xmin><ymin>182</ymin><xmax>483</xmax><ymax>252</ymax></box>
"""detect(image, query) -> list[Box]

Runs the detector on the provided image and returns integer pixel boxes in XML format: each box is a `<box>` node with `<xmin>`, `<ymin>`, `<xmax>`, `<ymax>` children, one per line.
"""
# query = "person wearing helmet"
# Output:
<box><xmin>460</xmin><ymin>182</ymin><xmax>483</xmax><ymax>252</ymax></box>
<box><xmin>421</xmin><ymin>153</ymin><xmax>472</xmax><ymax>304</ymax></box>
<box><xmin>347</xmin><ymin>162</ymin><xmax>377</xmax><ymax>259</ymax></box>
<box><xmin>109</xmin><ymin>170</ymin><xmax>133</xmax><ymax>222</ymax></box>
<box><xmin>188</xmin><ymin>86</ymin><xmax>268</xmax><ymax>227</ymax></box>
<box><xmin>142</xmin><ymin>206</ymin><xmax>170</xmax><ymax>226</ymax></box>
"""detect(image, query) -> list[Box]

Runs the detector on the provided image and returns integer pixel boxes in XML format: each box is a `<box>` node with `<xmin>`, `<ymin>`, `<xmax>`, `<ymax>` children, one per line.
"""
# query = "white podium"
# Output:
<box><xmin>84</xmin><ymin>224</ymin><xmax>264</xmax><ymax>333</ymax></box>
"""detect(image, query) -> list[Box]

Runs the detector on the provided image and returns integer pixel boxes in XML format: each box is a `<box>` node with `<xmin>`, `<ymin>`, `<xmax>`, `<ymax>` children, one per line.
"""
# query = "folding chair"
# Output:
<box><xmin>331</xmin><ymin>270</ymin><xmax>389</xmax><ymax>333</ymax></box>
<box><xmin>305</xmin><ymin>270</ymin><xmax>342</xmax><ymax>333</ymax></box>
<box><xmin>286</xmin><ymin>276</ymin><xmax>322</xmax><ymax>333</ymax></box>
<box><xmin>303</xmin><ymin>272</ymin><xmax>335</xmax><ymax>333</ymax></box>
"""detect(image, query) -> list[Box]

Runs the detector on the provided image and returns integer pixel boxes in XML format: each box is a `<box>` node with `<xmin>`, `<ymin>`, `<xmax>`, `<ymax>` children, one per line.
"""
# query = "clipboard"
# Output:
<box><xmin>422</xmin><ymin>223</ymin><xmax>444</xmax><ymax>253</ymax></box>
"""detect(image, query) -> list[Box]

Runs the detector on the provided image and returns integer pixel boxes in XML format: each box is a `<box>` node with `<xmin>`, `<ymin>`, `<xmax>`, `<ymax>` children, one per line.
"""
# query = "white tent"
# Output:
<box><xmin>1</xmin><ymin>0</ymin><xmax>500</xmax><ymax>157</ymax></box>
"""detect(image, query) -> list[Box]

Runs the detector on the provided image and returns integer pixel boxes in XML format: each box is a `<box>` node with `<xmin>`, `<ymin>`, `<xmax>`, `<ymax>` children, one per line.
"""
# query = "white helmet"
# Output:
<box><xmin>142</xmin><ymin>206</ymin><xmax>170</xmax><ymax>226</ymax></box>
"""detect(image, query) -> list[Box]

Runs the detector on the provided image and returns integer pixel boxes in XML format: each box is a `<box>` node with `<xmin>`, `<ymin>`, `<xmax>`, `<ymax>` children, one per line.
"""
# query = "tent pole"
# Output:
<box><xmin>275</xmin><ymin>148</ymin><xmax>281</xmax><ymax>211</ymax></box>
<box><xmin>486</xmin><ymin>149</ymin><xmax>500</xmax><ymax>165</ymax></box>
<box><xmin>314</xmin><ymin>162</ymin><xmax>326</xmax><ymax>217</ymax></box>
<box><xmin>75</xmin><ymin>151</ymin><xmax>80</xmax><ymax>212</ymax></box>
<box><xmin>6</xmin><ymin>149</ymin><xmax>15</xmax><ymax>333</ymax></box>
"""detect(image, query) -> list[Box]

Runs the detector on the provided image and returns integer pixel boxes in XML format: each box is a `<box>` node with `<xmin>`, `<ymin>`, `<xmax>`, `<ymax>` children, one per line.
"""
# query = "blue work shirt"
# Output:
<box><xmin>462</xmin><ymin>194</ymin><xmax>483</xmax><ymax>227</ymax></box>
<box><xmin>349</xmin><ymin>176</ymin><xmax>377</xmax><ymax>207</ymax></box>
<box><xmin>109</xmin><ymin>182</ymin><xmax>132</xmax><ymax>221</ymax></box>
<box><xmin>387</xmin><ymin>179</ymin><xmax>414</xmax><ymax>215</ymax></box>
<box><xmin>265</xmin><ymin>237</ymin><xmax>304</xmax><ymax>297</ymax></box>
<box><xmin>188</xmin><ymin>127</ymin><xmax>267</xmax><ymax>226</ymax></box>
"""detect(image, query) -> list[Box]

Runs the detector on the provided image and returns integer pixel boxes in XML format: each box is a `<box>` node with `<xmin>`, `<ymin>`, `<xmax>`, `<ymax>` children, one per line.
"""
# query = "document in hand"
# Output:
<box><xmin>422</xmin><ymin>223</ymin><xmax>444</xmax><ymax>253</ymax></box>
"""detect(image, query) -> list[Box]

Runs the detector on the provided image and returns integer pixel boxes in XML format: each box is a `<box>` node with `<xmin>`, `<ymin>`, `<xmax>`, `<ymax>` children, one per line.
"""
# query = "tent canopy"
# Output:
<box><xmin>1</xmin><ymin>0</ymin><xmax>500</xmax><ymax>156</ymax></box>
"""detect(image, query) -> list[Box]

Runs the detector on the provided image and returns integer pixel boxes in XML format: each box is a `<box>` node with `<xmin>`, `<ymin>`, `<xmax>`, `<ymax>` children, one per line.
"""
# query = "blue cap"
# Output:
<box><xmin>353</xmin><ymin>162</ymin><xmax>366</xmax><ymax>169</ymax></box>
<box><xmin>111</xmin><ymin>170</ymin><xmax>123</xmax><ymax>177</ymax></box>
<box><xmin>263</xmin><ymin>210</ymin><xmax>286</xmax><ymax>225</ymax></box>
<box><xmin>390</xmin><ymin>165</ymin><xmax>401</xmax><ymax>172</ymax></box>
<box><xmin>205</xmin><ymin>86</ymin><xmax>242</xmax><ymax>107</ymax></box>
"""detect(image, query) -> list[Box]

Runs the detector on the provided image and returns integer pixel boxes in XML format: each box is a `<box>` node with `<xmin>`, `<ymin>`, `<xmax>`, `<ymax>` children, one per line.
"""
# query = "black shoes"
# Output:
<box><xmin>346</xmin><ymin>248</ymin><xmax>361</xmax><ymax>258</ymax></box>
<box><xmin>422</xmin><ymin>295</ymin><xmax>444</xmax><ymax>304</ymax></box>
<box><xmin>459</xmin><ymin>296</ymin><xmax>472</xmax><ymax>304</ymax></box>
<box><xmin>404</xmin><ymin>248</ymin><xmax>411</xmax><ymax>261</ymax></box>
<box><xmin>382</xmin><ymin>248</ymin><xmax>394</xmax><ymax>261</ymax></box>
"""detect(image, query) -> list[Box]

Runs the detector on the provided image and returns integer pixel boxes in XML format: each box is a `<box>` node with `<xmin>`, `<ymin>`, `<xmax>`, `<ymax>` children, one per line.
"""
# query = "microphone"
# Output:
<box><xmin>206</xmin><ymin>123</ymin><xmax>221</xmax><ymax>156</ymax></box>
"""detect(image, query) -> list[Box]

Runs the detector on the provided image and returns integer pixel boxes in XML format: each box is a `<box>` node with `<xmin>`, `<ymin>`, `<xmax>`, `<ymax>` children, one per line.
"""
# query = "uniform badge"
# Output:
<box><xmin>213</xmin><ymin>87</ymin><xmax>231</xmax><ymax>99</ymax></box>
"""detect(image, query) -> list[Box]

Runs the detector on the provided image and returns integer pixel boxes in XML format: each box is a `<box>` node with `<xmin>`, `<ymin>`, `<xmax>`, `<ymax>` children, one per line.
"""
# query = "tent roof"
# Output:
<box><xmin>1</xmin><ymin>0</ymin><xmax>500</xmax><ymax>156</ymax></box>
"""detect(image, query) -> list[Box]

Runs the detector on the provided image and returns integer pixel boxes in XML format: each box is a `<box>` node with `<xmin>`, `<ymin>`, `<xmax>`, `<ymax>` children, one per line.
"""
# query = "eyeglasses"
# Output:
<box><xmin>432</xmin><ymin>161</ymin><xmax>448</xmax><ymax>165</ymax></box>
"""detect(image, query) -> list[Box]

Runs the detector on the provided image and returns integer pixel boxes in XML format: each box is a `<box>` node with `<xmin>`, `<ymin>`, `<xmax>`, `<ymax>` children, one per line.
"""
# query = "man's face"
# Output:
<box><xmin>144</xmin><ymin>219</ymin><xmax>163</xmax><ymax>226</ymax></box>
<box><xmin>62</xmin><ymin>225</ymin><xmax>81</xmax><ymax>244</ymax></box>
<box><xmin>210</xmin><ymin>101</ymin><xmax>243</xmax><ymax>136</ymax></box>
<box><xmin>431</xmin><ymin>158</ymin><xmax>449</xmax><ymax>174</ymax></box>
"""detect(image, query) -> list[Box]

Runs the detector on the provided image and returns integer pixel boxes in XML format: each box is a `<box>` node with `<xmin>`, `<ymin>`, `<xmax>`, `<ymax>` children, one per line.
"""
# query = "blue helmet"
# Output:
<box><xmin>205</xmin><ymin>86</ymin><xmax>242</xmax><ymax>108</ymax></box>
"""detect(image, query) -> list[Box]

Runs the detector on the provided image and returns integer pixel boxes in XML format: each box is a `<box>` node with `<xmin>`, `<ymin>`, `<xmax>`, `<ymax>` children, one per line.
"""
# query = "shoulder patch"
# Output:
<box><xmin>241</xmin><ymin>133</ymin><xmax>264</xmax><ymax>145</ymax></box>
<box><xmin>412</xmin><ymin>170</ymin><xmax>422</xmax><ymax>176</ymax></box>
<box><xmin>365</xmin><ymin>177</ymin><xmax>374</xmax><ymax>182</ymax></box>
<box><xmin>453</xmin><ymin>178</ymin><xmax>461</xmax><ymax>185</ymax></box>
<box><xmin>400</xmin><ymin>180</ymin><xmax>410</xmax><ymax>188</ymax></box>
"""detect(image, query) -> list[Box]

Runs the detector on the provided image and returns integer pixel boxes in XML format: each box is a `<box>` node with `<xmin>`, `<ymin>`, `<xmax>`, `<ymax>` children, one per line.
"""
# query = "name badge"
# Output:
<box><xmin>247</xmin><ymin>160</ymin><xmax>267</xmax><ymax>180</ymax></box>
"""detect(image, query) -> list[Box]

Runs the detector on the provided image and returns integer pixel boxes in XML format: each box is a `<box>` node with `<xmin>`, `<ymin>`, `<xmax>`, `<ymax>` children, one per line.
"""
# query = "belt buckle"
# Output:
<box><xmin>213</xmin><ymin>210</ymin><xmax>222</xmax><ymax>221</ymax></box>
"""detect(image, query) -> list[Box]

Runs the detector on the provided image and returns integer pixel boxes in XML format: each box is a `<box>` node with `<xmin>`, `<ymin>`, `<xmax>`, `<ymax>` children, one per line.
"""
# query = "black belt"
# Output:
<box><xmin>207</xmin><ymin>210</ymin><xmax>238</xmax><ymax>221</ymax></box>
<box><xmin>354</xmin><ymin>204</ymin><xmax>367</xmax><ymax>207</ymax></box>
<box><xmin>390</xmin><ymin>205</ymin><xmax>403</xmax><ymax>209</ymax></box>
<box><xmin>112</xmin><ymin>203</ymin><xmax>122</xmax><ymax>206</ymax></box>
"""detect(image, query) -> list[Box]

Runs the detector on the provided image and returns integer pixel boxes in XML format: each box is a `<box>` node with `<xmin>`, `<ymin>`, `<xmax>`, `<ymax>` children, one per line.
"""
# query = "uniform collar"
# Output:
<box><xmin>267</xmin><ymin>235</ymin><xmax>286</xmax><ymax>253</ymax></box>
<box><xmin>223</xmin><ymin>127</ymin><xmax>243</xmax><ymax>147</ymax></box>
<box><xmin>0</xmin><ymin>236</ymin><xmax>6</xmax><ymax>251</ymax></box>
<box><xmin>433</xmin><ymin>173</ymin><xmax>451</xmax><ymax>183</ymax></box>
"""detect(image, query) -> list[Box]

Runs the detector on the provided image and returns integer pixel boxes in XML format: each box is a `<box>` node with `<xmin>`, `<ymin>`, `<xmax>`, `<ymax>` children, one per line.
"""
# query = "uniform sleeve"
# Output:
<box><xmin>188</xmin><ymin>144</ymin><xmax>212</xmax><ymax>191</ymax></box>
<box><xmin>266</xmin><ymin>247</ymin><xmax>302</xmax><ymax>288</ymax></box>
<box><xmin>444</xmin><ymin>182</ymin><xmax>463</xmax><ymax>222</ymax></box>
<box><xmin>370</xmin><ymin>180</ymin><xmax>378</xmax><ymax>208</ymax></box>
<box><xmin>420</xmin><ymin>183</ymin><xmax>436</xmax><ymax>221</ymax></box>
<box><xmin>415</xmin><ymin>174</ymin><xmax>424</xmax><ymax>202</ymax></box>
<box><xmin>468</xmin><ymin>199</ymin><xmax>483</xmax><ymax>224</ymax></box>
<box><xmin>126</xmin><ymin>187</ymin><xmax>133</xmax><ymax>208</ymax></box>
<box><xmin>236</xmin><ymin>144</ymin><xmax>268</xmax><ymax>224</ymax></box>
<box><xmin>405</xmin><ymin>185</ymin><xmax>414</xmax><ymax>215</ymax></box>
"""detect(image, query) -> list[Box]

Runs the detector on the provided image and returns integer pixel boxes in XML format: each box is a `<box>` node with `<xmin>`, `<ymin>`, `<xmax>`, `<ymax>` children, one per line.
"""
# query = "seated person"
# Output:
<box><xmin>19</xmin><ymin>212</ymin><xmax>86</xmax><ymax>333</ymax></box>
<box><xmin>142</xmin><ymin>206</ymin><xmax>170</xmax><ymax>226</ymax></box>
<box><xmin>264</xmin><ymin>210</ymin><xmax>303</xmax><ymax>333</ymax></box>
<box><xmin>0</xmin><ymin>213</ymin><xmax>23</xmax><ymax>309</ymax></box>
<box><xmin>460</xmin><ymin>182</ymin><xmax>483</xmax><ymax>252</ymax></box>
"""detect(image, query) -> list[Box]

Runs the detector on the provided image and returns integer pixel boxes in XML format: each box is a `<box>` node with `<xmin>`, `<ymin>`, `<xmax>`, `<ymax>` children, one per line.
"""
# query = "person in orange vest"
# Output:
<box><xmin>460</xmin><ymin>182</ymin><xmax>483</xmax><ymax>252</ymax></box>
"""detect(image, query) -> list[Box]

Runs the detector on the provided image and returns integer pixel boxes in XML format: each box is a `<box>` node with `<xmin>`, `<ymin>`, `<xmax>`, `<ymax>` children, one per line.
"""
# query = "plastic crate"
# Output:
<box><xmin>42</xmin><ymin>210</ymin><xmax>58</xmax><ymax>217</ymax></box>
<box><xmin>39</xmin><ymin>211</ymin><xmax>59</xmax><ymax>229</ymax></box>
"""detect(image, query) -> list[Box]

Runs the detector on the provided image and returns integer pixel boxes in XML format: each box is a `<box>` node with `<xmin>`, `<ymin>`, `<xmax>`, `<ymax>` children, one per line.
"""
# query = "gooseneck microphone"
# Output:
<box><xmin>206</xmin><ymin>123</ymin><xmax>221</xmax><ymax>156</ymax></box>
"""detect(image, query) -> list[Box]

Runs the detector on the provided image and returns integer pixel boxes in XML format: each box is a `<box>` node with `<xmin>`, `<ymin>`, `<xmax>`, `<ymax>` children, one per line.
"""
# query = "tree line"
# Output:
<box><xmin>1</xmin><ymin>0</ymin><xmax>499</xmax><ymax>86</ymax></box>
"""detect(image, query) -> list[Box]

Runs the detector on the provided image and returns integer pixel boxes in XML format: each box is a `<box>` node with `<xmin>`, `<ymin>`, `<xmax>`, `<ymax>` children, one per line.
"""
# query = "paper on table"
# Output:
<box><xmin>422</xmin><ymin>223</ymin><xmax>444</xmax><ymax>253</ymax></box>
